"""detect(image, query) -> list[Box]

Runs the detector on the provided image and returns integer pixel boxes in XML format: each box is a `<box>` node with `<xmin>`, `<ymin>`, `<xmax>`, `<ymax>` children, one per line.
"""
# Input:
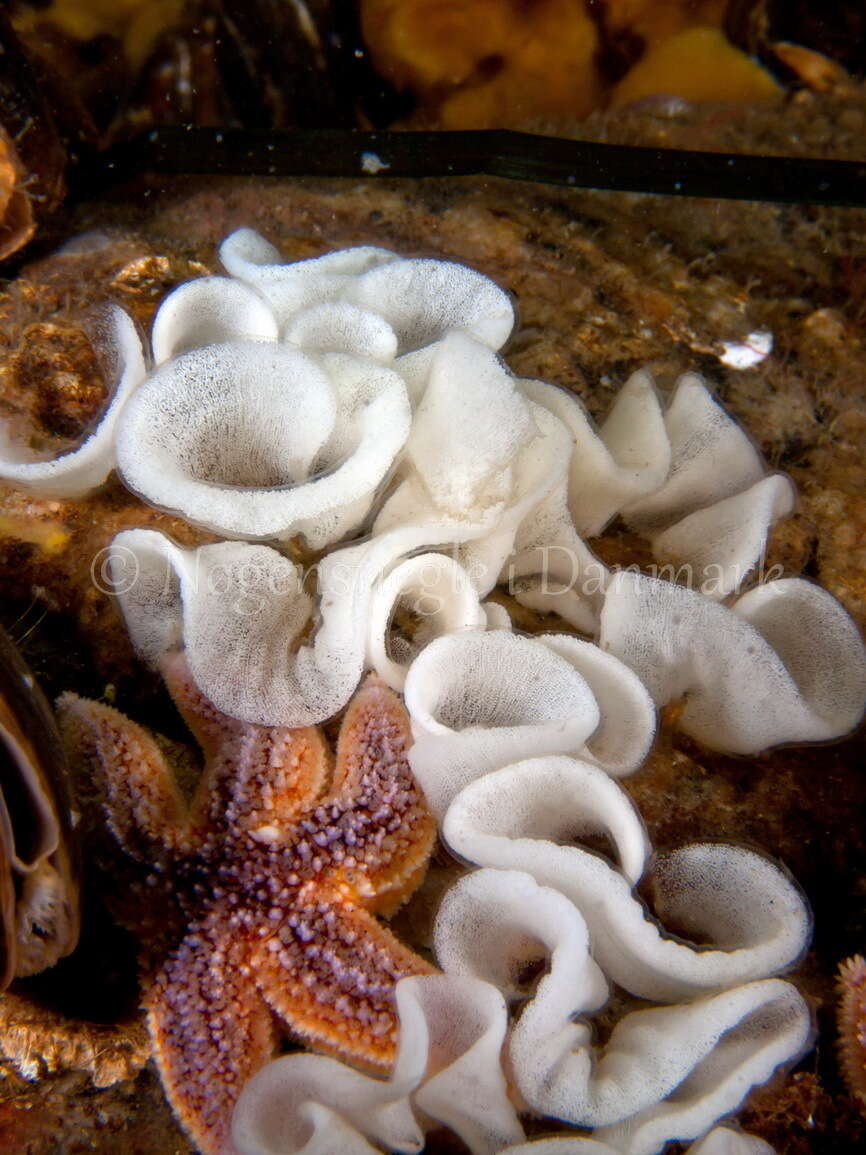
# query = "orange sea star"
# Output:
<box><xmin>58</xmin><ymin>655</ymin><xmax>436</xmax><ymax>1155</ymax></box>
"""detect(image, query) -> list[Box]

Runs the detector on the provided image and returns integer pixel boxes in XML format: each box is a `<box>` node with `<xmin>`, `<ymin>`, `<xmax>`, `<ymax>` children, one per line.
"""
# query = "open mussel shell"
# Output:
<box><xmin>0</xmin><ymin>624</ymin><xmax>79</xmax><ymax>989</ymax></box>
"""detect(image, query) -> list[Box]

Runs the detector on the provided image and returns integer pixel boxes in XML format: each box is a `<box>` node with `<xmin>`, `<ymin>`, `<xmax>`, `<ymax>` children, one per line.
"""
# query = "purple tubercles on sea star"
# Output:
<box><xmin>58</xmin><ymin>655</ymin><xmax>436</xmax><ymax>1155</ymax></box>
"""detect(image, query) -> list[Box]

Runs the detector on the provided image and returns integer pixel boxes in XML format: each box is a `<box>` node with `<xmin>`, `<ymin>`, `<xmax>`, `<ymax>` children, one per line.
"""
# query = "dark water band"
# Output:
<box><xmin>93</xmin><ymin>127</ymin><xmax>866</xmax><ymax>208</ymax></box>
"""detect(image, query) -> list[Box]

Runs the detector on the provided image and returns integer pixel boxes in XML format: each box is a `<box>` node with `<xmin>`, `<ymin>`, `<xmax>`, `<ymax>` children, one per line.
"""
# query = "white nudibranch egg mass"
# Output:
<box><xmin>2</xmin><ymin>229</ymin><xmax>864</xmax><ymax>1155</ymax></box>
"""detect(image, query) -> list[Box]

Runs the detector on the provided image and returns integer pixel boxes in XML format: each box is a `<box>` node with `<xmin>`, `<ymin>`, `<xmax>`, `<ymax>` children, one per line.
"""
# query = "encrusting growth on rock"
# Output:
<box><xmin>838</xmin><ymin>954</ymin><xmax>866</xmax><ymax>1106</ymax></box>
<box><xmin>57</xmin><ymin>655</ymin><xmax>436</xmax><ymax>1155</ymax></box>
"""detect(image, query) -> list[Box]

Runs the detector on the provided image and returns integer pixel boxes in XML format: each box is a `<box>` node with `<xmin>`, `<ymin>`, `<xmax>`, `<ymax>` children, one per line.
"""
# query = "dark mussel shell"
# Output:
<box><xmin>0</xmin><ymin>624</ymin><xmax>79</xmax><ymax>989</ymax></box>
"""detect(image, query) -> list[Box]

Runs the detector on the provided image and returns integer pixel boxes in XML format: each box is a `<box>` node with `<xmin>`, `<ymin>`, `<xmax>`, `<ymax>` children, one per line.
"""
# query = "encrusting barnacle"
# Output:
<box><xmin>58</xmin><ymin>654</ymin><xmax>436</xmax><ymax>1155</ymax></box>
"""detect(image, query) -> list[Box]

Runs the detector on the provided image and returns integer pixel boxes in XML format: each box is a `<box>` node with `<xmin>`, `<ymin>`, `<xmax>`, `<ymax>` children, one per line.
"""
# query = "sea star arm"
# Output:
<box><xmin>160</xmin><ymin>653</ymin><xmax>331</xmax><ymax>845</ymax></box>
<box><xmin>328</xmin><ymin>674</ymin><xmax>436</xmax><ymax>914</ymax></box>
<box><xmin>146</xmin><ymin>907</ymin><xmax>278</xmax><ymax>1155</ymax></box>
<box><xmin>249</xmin><ymin>897</ymin><xmax>434</xmax><ymax>1071</ymax></box>
<box><xmin>57</xmin><ymin>692</ymin><xmax>191</xmax><ymax>860</ymax></box>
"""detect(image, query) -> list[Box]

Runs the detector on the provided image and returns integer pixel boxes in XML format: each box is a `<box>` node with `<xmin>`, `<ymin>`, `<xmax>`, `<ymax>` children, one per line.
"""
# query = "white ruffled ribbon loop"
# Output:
<box><xmin>151</xmin><ymin>276</ymin><xmax>279</xmax><ymax>363</ymax></box>
<box><xmin>403</xmin><ymin>630</ymin><xmax>656</xmax><ymax>816</ymax></box>
<box><xmin>404</xmin><ymin>632</ymin><xmax>602</xmax><ymax>819</ymax></box>
<box><xmin>434</xmin><ymin>869</ymin><xmax>809</xmax><ymax>1143</ymax></box>
<box><xmin>442</xmin><ymin>758</ymin><xmax>811</xmax><ymax>1003</ymax></box>
<box><xmin>600</xmin><ymin>571</ymin><xmax>866</xmax><ymax>753</ymax></box>
<box><xmin>231</xmin><ymin>973</ymin><xmax>522</xmax><ymax>1155</ymax></box>
<box><xmin>219</xmin><ymin>229</ymin><xmax>398</xmax><ymax>326</ymax></box>
<box><xmin>115</xmin><ymin>342</ymin><xmax>411</xmax><ymax>547</ymax></box>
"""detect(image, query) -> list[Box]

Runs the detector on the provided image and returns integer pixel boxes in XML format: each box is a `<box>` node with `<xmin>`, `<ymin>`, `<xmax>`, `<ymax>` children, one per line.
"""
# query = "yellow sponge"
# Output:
<box><xmin>611</xmin><ymin>27</ymin><xmax>782</xmax><ymax>108</ymax></box>
<box><xmin>362</xmin><ymin>0</ymin><xmax>599</xmax><ymax>128</ymax></box>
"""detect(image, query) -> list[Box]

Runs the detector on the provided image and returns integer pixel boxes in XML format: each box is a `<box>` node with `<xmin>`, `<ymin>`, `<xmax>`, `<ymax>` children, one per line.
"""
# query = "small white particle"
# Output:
<box><xmin>250</xmin><ymin>824</ymin><xmax>282</xmax><ymax>844</ymax></box>
<box><xmin>719</xmin><ymin>329</ymin><xmax>773</xmax><ymax>369</ymax></box>
<box><xmin>360</xmin><ymin>151</ymin><xmax>390</xmax><ymax>175</ymax></box>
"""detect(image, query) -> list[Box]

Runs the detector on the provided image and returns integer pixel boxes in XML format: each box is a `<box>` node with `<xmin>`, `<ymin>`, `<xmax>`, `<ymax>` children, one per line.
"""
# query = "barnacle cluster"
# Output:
<box><xmin>0</xmin><ymin>233</ymin><xmax>864</xmax><ymax>1153</ymax></box>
